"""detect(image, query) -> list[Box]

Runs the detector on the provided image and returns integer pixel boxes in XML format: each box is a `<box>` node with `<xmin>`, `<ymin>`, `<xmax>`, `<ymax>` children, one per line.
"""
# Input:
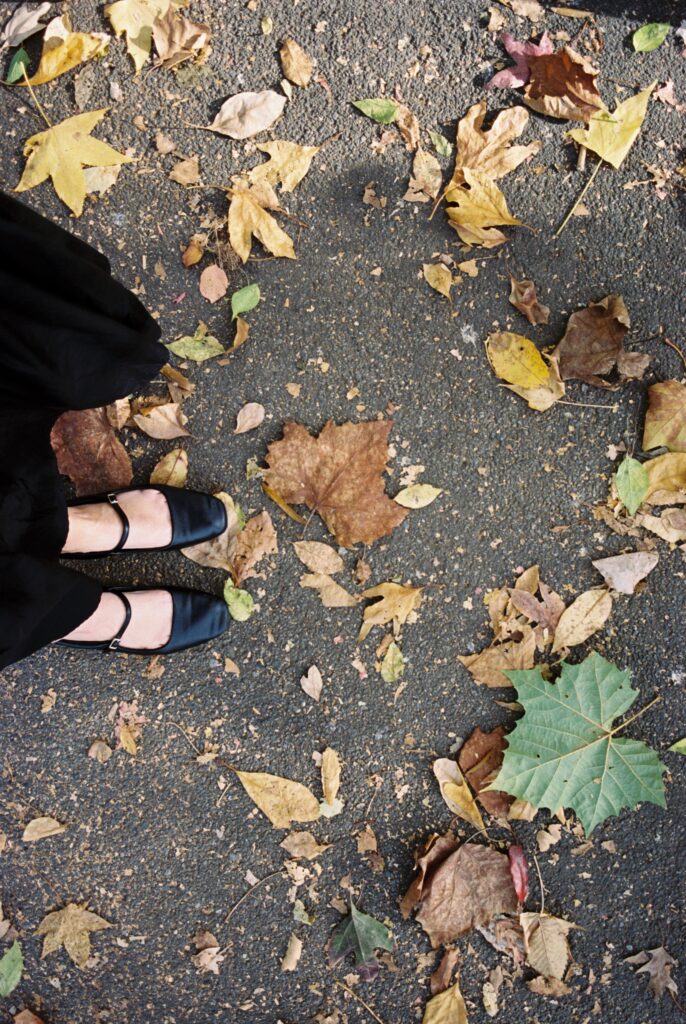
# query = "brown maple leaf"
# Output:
<box><xmin>551</xmin><ymin>295</ymin><xmax>649</xmax><ymax>389</ymax></box>
<box><xmin>509</xmin><ymin>276</ymin><xmax>550</xmax><ymax>325</ymax></box>
<box><xmin>448</xmin><ymin>101</ymin><xmax>540</xmax><ymax>191</ymax></box>
<box><xmin>458</xmin><ymin>726</ymin><xmax>513</xmax><ymax>818</ymax></box>
<box><xmin>51</xmin><ymin>407</ymin><xmax>132</xmax><ymax>496</ymax></box>
<box><xmin>523</xmin><ymin>47</ymin><xmax>603</xmax><ymax>122</ymax></box>
<box><xmin>403</xmin><ymin>838</ymin><xmax>518</xmax><ymax>947</ymax></box>
<box><xmin>232</xmin><ymin>510</ymin><xmax>278</xmax><ymax>583</ymax></box>
<box><xmin>264</xmin><ymin>420</ymin><xmax>407</xmax><ymax>547</ymax></box>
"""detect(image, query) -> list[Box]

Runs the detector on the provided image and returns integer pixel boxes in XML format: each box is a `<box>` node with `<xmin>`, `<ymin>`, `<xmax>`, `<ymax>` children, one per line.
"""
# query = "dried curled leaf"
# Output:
<box><xmin>447</xmin><ymin>101</ymin><xmax>540</xmax><ymax>189</ymax></box>
<box><xmin>359</xmin><ymin>582</ymin><xmax>423</xmax><ymax>642</ymax></box>
<box><xmin>20</xmin><ymin>14</ymin><xmax>109</xmax><ymax>85</ymax></box>
<box><xmin>249</xmin><ymin>140</ymin><xmax>321</xmax><ymax>192</ymax></box>
<box><xmin>51</xmin><ymin>407</ymin><xmax>132</xmax><ymax>496</ymax></box>
<box><xmin>280</xmin><ymin>37</ymin><xmax>313</xmax><ymax>86</ymax></box>
<box><xmin>432</xmin><ymin>758</ymin><xmax>485</xmax><ymax>829</ymax></box>
<box><xmin>643</xmin><ymin>380</ymin><xmax>686</xmax><ymax>453</ymax></box>
<box><xmin>551</xmin><ymin>588</ymin><xmax>612</xmax><ymax>652</ymax></box>
<box><xmin>209</xmin><ymin>89</ymin><xmax>286</xmax><ymax>139</ymax></box>
<box><xmin>520</xmin><ymin>912</ymin><xmax>575</xmax><ymax>980</ymax></box>
<box><xmin>523</xmin><ymin>46</ymin><xmax>603</xmax><ymax>122</ymax></box>
<box><xmin>509</xmin><ymin>276</ymin><xmax>550</xmax><ymax>325</ymax></box>
<box><xmin>446</xmin><ymin>168</ymin><xmax>524</xmax><ymax>248</ymax></box>
<box><xmin>486</xmin><ymin>332</ymin><xmax>564</xmax><ymax>411</ymax></box>
<box><xmin>551</xmin><ymin>295</ymin><xmax>648</xmax><ymax>388</ymax></box>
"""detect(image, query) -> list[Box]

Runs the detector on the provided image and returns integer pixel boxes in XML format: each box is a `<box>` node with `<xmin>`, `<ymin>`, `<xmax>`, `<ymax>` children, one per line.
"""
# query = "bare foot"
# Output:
<box><xmin>62</xmin><ymin>490</ymin><xmax>173</xmax><ymax>554</ymax></box>
<box><xmin>61</xmin><ymin>591</ymin><xmax>173</xmax><ymax>650</ymax></box>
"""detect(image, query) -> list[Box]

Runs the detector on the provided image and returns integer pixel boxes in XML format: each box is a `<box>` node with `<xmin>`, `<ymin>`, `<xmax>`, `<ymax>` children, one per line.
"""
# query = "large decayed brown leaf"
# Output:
<box><xmin>523</xmin><ymin>47</ymin><xmax>603</xmax><ymax>122</ymax></box>
<box><xmin>51</xmin><ymin>408</ymin><xmax>132</xmax><ymax>496</ymax></box>
<box><xmin>643</xmin><ymin>380</ymin><xmax>686</xmax><ymax>453</ymax></box>
<box><xmin>447</xmin><ymin>101</ymin><xmax>540</xmax><ymax>191</ymax></box>
<box><xmin>264</xmin><ymin>420</ymin><xmax>407</xmax><ymax>547</ymax></box>
<box><xmin>551</xmin><ymin>295</ymin><xmax>649</xmax><ymax>388</ymax></box>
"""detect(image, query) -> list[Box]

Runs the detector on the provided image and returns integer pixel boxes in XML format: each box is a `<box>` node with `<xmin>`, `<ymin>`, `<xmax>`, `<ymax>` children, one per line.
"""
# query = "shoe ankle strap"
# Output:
<box><xmin>109</xmin><ymin>591</ymin><xmax>132</xmax><ymax>650</ymax></box>
<box><xmin>107</xmin><ymin>493</ymin><xmax>131</xmax><ymax>552</ymax></box>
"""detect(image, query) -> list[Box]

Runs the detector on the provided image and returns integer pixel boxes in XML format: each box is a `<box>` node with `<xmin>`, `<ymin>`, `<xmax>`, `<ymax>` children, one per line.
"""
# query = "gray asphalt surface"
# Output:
<box><xmin>1</xmin><ymin>0</ymin><xmax>685</xmax><ymax>1022</ymax></box>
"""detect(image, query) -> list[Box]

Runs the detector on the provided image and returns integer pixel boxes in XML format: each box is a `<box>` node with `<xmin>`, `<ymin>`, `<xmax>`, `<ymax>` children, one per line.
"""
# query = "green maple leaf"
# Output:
<box><xmin>491</xmin><ymin>652</ymin><xmax>666</xmax><ymax>835</ymax></box>
<box><xmin>330</xmin><ymin>901</ymin><xmax>393</xmax><ymax>966</ymax></box>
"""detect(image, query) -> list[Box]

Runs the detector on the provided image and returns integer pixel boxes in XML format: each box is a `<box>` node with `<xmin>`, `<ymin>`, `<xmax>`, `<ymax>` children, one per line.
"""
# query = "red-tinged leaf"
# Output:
<box><xmin>508</xmin><ymin>845</ymin><xmax>529</xmax><ymax>903</ymax></box>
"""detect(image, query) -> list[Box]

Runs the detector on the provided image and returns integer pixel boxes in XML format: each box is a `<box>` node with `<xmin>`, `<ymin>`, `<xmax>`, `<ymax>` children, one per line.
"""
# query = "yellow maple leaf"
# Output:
<box><xmin>568</xmin><ymin>83</ymin><xmax>655</xmax><ymax>169</ymax></box>
<box><xmin>228</xmin><ymin>184</ymin><xmax>296</xmax><ymax>262</ymax></box>
<box><xmin>445</xmin><ymin>167</ymin><xmax>524</xmax><ymax>248</ymax></box>
<box><xmin>105</xmin><ymin>0</ymin><xmax>182</xmax><ymax>73</ymax></box>
<box><xmin>37</xmin><ymin>902</ymin><xmax>111</xmax><ymax>967</ymax></box>
<box><xmin>15</xmin><ymin>109</ymin><xmax>132</xmax><ymax>217</ymax></box>
<box><xmin>248</xmin><ymin>140</ymin><xmax>321</xmax><ymax>193</ymax></box>
<box><xmin>359</xmin><ymin>582</ymin><xmax>423</xmax><ymax>642</ymax></box>
<box><xmin>18</xmin><ymin>15</ymin><xmax>109</xmax><ymax>86</ymax></box>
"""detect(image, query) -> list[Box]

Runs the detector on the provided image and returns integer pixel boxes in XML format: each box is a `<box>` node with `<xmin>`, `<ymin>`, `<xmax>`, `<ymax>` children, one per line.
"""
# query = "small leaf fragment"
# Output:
<box><xmin>380</xmin><ymin>641</ymin><xmax>404</xmax><ymax>682</ymax></box>
<box><xmin>394</xmin><ymin>483</ymin><xmax>442</xmax><ymax>508</ymax></box>
<box><xmin>22</xmin><ymin>816</ymin><xmax>67</xmax><ymax>843</ymax></box>
<box><xmin>223</xmin><ymin>579</ymin><xmax>255</xmax><ymax>621</ymax></box>
<box><xmin>231</xmin><ymin>283</ymin><xmax>260</xmax><ymax>319</ymax></box>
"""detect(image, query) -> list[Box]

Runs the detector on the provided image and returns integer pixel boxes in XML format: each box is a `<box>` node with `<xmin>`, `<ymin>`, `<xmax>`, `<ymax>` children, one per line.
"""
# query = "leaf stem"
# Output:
<box><xmin>21</xmin><ymin>67</ymin><xmax>51</xmax><ymax>129</ymax></box>
<box><xmin>223</xmin><ymin>868</ymin><xmax>283</xmax><ymax>925</ymax></box>
<box><xmin>662</xmin><ymin>336</ymin><xmax>686</xmax><ymax>371</ymax></box>
<box><xmin>532</xmin><ymin>852</ymin><xmax>546</xmax><ymax>914</ymax></box>
<box><xmin>335</xmin><ymin>981</ymin><xmax>387</xmax><ymax>1024</ymax></box>
<box><xmin>553</xmin><ymin>155</ymin><xmax>602</xmax><ymax>238</ymax></box>
<box><xmin>608</xmin><ymin>694</ymin><xmax>661</xmax><ymax>738</ymax></box>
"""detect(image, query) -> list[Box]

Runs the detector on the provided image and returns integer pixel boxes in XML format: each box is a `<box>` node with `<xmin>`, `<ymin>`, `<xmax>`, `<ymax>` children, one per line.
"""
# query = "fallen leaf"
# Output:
<box><xmin>395</xmin><ymin>483</ymin><xmax>442</xmax><ymax>508</ymax></box>
<box><xmin>492</xmin><ymin>652</ymin><xmax>667</xmax><ymax>834</ymax></box>
<box><xmin>615</xmin><ymin>456</ymin><xmax>649</xmax><ymax>515</ymax></box>
<box><xmin>359</xmin><ymin>582</ymin><xmax>423</xmax><ymax>642</ymax></box>
<box><xmin>264</xmin><ymin>420</ymin><xmax>407</xmax><ymax>547</ymax></box>
<box><xmin>508</xmin><ymin>845</ymin><xmax>529</xmax><ymax>902</ymax></box>
<box><xmin>300</xmin><ymin>665</ymin><xmax>323</xmax><ymax>701</ymax></box>
<box><xmin>423</xmin><ymin>263</ymin><xmax>454</xmax><ymax>300</ymax></box>
<box><xmin>114</xmin><ymin>700</ymin><xmax>145</xmax><ymax>755</ymax></box>
<box><xmin>300</xmin><ymin>573</ymin><xmax>360</xmax><ymax>608</ymax></box>
<box><xmin>133</xmin><ymin>401</ymin><xmax>189</xmax><ymax>439</ymax></box>
<box><xmin>0</xmin><ymin>943</ymin><xmax>22</xmax><ymax>997</ymax></box>
<box><xmin>199</xmin><ymin>264</ymin><xmax>228</xmax><ymax>302</ymax></box>
<box><xmin>330</xmin><ymin>901</ymin><xmax>393</xmax><ymax>967</ymax></box>
<box><xmin>422</xmin><ymin>981</ymin><xmax>468</xmax><ymax>1024</ymax></box>
<box><xmin>633</xmin><ymin>23</ymin><xmax>670</xmax><ymax>52</ymax></box>
<box><xmin>88</xmin><ymin>739</ymin><xmax>112</xmax><ymax>763</ymax></box>
<box><xmin>568</xmin><ymin>84</ymin><xmax>655</xmax><ymax>169</ymax></box>
<box><xmin>281</xmin><ymin>932</ymin><xmax>303</xmax><ymax>971</ymax></box>
<box><xmin>527</xmin><ymin>976</ymin><xmax>571</xmax><ymax>996</ymax></box>
<box><xmin>536</xmin><ymin>823</ymin><xmax>563</xmax><ymax>851</ymax></box>
<box><xmin>636</xmin><ymin>508</ymin><xmax>686</xmax><ymax>543</ymax></box>
<box><xmin>37</xmin><ymin>903</ymin><xmax>111</xmax><ymax>967</ymax></box>
<box><xmin>232</xmin><ymin>510</ymin><xmax>277</xmax><ymax>583</ymax></box>
<box><xmin>486</xmin><ymin>31</ymin><xmax>555</xmax><ymax>90</ymax></box>
<box><xmin>209</xmin><ymin>90</ymin><xmax>286</xmax><ymax>138</ymax></box>
<box><xmin>352</xmin><ymin>97</ymin><xmax>398</xmax><ymax>123</ymax></box>
<box><xmin>15</xmin><ymin>108</ymin><xmax>132</xmax><ymax>217</ymax></box>
<box><xmin>321</xmin><ymin>747</ymin><xmax>341</xmax><ymax>805</ymax></box>
<box><xmin>22</xmin><ymin>817</ymin><xmax>67</xmax><ymax>843</ymax></box>
<box><xmin>280</xmin><ymin>37</ymin><xmax>313</xmax><ymax>86</ymax></box>
<box><xmin>458</xmin><ymin>726</ymin><xmax>513</xmax><ymax>817</ymax></box>
<box><xmin>223</xmin><ymin>580</ymin><xmax>254</xmax><ymax>622</ymax></box>
<box><xmin>167</xmin><ymin>322</ymin><xmax>224</xmax><ymax>362</ymax></box>
<box><xmin>293</xmin><ymin>540</ymin><xmax>344</xmax><ymax>574</ymax></box>
<box><xmin>19</xmin><ymin>14</ymin><xmax>109</xmax><ymax>86</ymax></box>
<box><xmin>551</xmin><ymin>588</ymin><xmax>612</xmax><ymax>652</ymax></box>
<box><xmin>644</xmin><ymin>452</ymin><xmax>686</xmax><ymax>504</ymax></box>
<box><xmin>520</xmin><ymin>912</ymin><xmax>575</xmax><ymax>980</ymax></box>
<box><xmin>0</xmin><ymin>2</ymin><xmax>50</xmax><ymax>49</ymax></box>
<box><xmin>228</xmin><ymin>183</ymin><xmax>296</xmax><ymax>262</ymax></box>
<box><xmin>509</xmin><ymin>276</ymin><xmax>550</xmax><ymax>325</ymax></box>
<box><xmin>234</xmin><ymin>402</ymin><xmax>265</xmax><ymax>435</ymax></box>
<box><xmin>231</xmin><ymin>283</ymin><xmax>260</xmax><ymax>320</ymax></box>
<box><xmin>643</xmin><ymin>380</ymin><xmax>686</xmax><ymax>453</ymax></box>
<box><xmin>182</xmin><ymin>492</ymin><xmax>240</xmax><ymax>572</ymax></box>
<box><xmin>105</xmin><ymin>0</ymin><xmax>177</xmax><ymax>72</ymax></box>
<box><xmin>234</xmin><ymin>770</ymin><xmax>320</xmax><ymax>828</ymax></box>
<box><xmin>280</xmin><ymin>831</ymin><xmax>330</xmax><ymax>859</ymax></box>
<box><xmin>413</xmin><ymin>843</ymin><xmax>518</xmax><ymax>946</ymax></box>
<box><xmin>447</xmin><ymin>101</ymin><xmax>540</xmax><ymax>189</ymax></box>
<box><xmin>231</xmin><ymin>316</ymin><xmax>250</xmax><ymax>350</ymax></box>
<box><xmin>432</xmin><ymin>757</ymin><xmax>485</xmax><ymax>829</ymax></box>
<box><xmin>192</xmin><ymin>944</ymin><xmax>224</xmax><ymax>974</ymax></box>
<box><xmin>404</xmin><ymin>147</ymin><xmax>442</xmax><ymax>202</ymax></box>
<box><xmin>152</xmin><ymin>7</ymin><xmax>210</xmax><ymax>69</ymax></box>
<box><xmin>168</xmin><ymin>154</ymin><xmax>200</xmax><ymax>186</ymax></box>
<box><xmin>51</xmin><ymin>408</ymin><xmax>131</xmax><ymax>496</ymax></box>
<box><xmin>380</xmin><ymin>641</ymin><xmax>404</xmax><ymax>682</ymax></box>
<box><xmin>625</xmin><ymin>946</ymin><xmax>679</xmax><ymax>1001</ymax></box>
<box><xmin>150</xmin><ymin>447</ymin><xmax>188</xmax><ymax>487</ymax></box>
<box><xmin>82</xmin><ymin>164</ymin><xmax>122</xmax><ymax>196</ymax></box>
<box><xmin>458</xmin><ymin>631</ymin><xmax>537</xmax><ymax>688</ymax></box>
<box><xmin>14</xmin><ymin>1010</ymin><xmax>45</xmax><ymax>1024</ymax></box>
<box><xmin>430</xmin><ymin>948</ymin><xmax>461</xmax><ymax>995</ymax></box>
<box><xmin>249</xmin><ymin>139</ymin><xmax>321</xmax><ymax>192</ymax></box>
<box><xmin>502</xmin><ymin>0</ymin><xmax>545</xmax><ymax>21</ymax></box>
<box><xmin>592</xmin><ymin>551</ymin><xmax>659</xmax><ymax>594</ymax></box>
<box><xmin>446</xmin><ymin>168</ymin><xmax>524</xmax><ymax>248</ymax></box>
<box><xmin>523</xmin><ymin>46</ymin><xmax>603</xmax><ymax>122</ymax></box>
<box><xmin>486</xmin><ymin>331</ymin><xmax>564</xmax><ymax>411</ymax></box>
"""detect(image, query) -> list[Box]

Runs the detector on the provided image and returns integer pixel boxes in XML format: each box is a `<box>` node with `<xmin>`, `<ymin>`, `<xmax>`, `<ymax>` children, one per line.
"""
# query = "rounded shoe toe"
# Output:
<box><xmin>164</xmin><ymin>488</ymin><xmax>228</xmax><ymax>548</ymax></box>
<box><xmin>164</xmin><ymin>589</ymin><xmax>229</xmax><ymax>653</ymax></box>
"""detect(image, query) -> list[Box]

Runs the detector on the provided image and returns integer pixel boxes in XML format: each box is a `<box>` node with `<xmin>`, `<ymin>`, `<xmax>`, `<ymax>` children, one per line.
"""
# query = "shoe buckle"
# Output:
<box><xmin>107</xmin><ymin>493</ymin><xmax>119</xmax><ymax>506</ymax></box>
<box><xmin>109</xmin><ymin>636</ymin><xmax>121</xmax><ymax>651</ymax></box>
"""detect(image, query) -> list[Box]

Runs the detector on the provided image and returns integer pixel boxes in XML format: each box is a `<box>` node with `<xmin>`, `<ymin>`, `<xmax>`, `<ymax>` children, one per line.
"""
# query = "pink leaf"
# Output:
<box><xmin>199</xmin><ymin>264</ymin><xmax>229</xmax><ymax>303</ymax></box>
<box><xmin>508</xmin><ymin>845</ymin><xmax>529</xmax><ymax>903</ymax></box>
<box><xmin>486</xmin><ymin>32</ymin><xmax>554</xmax><ymax>91</ymax></box>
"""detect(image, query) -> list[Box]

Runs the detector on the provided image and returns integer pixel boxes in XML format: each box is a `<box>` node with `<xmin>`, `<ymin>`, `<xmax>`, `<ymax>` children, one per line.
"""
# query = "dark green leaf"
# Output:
<box><xmin>6</xmin><ymin>47</ymin><xmax>29</xmax><ymax>84</ymax></box>
<box><xmin>351</xmin><ymin>98</ymin><xmax>398</xmax><ymax>124</ymax></box>
<box><xmin>492</xmin><ymin>652</ymin><xmax>666</xmax><ymax>834</ymax></box>
<box><xmin>615</xmin><ymin>456</ymin><xmax>649</xmax><ymax>515</ymax></box>
<box><xmin>632</xmin><ymin>23</ymin><xmax>670</xmax><ymax>52</ymax></box>
<box><xmin>330</xmin><ymin>901</ymin><xmax>393</xmax><ymax>965</ymax></box>
<box><xmin>231</xmin><ymin>283</ymin><xmax>260</xmax><ymax>320</ymax></box>
<box><xmin>0</xmin><ymin>941</ymin><xmax>23</xmax><ymax>997</ymax></box>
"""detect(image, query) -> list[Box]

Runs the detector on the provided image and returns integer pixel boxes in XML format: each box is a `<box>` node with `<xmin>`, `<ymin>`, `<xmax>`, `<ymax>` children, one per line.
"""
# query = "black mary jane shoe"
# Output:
<box><xmin>63</xmin><ymin>485</ymin><xmax>227</xmax><ymax>558</ymax></box>
<box><xmin>57</xmin><ymin>587</ymin><xmax>229</xmax><ymax>655</ymax></box>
